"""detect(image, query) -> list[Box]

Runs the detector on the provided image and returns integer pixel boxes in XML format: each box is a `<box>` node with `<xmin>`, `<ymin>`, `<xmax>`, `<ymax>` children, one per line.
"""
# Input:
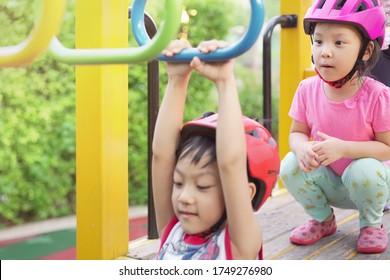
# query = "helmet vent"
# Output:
<box><xmin>355</xmin><ymin>2</ymin><xmax>368</xmax><ymax>12</ymax></box>
<box><xmin>334</xmin><ymin>0</ymin><xmax>347</xmax><ymax>10</ymax></box>
<box><xmin>246</xmin><ymin>130</ymin><xmax>259</xmax><ymax>138</ymax></box>
<box><xmin>202</xmin><ymin>111</ymin><xmax>215</xmax><ymax>118</ymax></box>
<box><xmin>371</xmin><ymin>0</ymin><xmax>378</xmax><ymax>7</ymax></box>
<box><xmin>316</xmin><ymin>0</ymin><xmax>326</xmax><ymax>9</ymax></box>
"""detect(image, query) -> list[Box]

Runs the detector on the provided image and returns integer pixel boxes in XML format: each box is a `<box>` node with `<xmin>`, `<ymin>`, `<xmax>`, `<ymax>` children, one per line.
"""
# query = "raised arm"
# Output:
<box><xmin>190</xmin><ymin>41</ymin><xmax>262</xmax><ymax>259</ymax></box>
<box><xmin>152</xmin><ymin>40</ymin><xmax>193</xmax><ymax>235</ymax></box>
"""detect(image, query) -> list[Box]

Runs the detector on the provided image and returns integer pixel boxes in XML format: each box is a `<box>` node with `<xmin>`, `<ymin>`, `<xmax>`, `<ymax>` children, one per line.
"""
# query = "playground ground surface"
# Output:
<box><xmin>0</xmin><ymin>207</ymin><xmax>148</xmax><ymax>260</ymax></box>
<box><xmin>2</xmin><ymin>193</ymin><xmax>390</xmax><ymax>260</ymax></box>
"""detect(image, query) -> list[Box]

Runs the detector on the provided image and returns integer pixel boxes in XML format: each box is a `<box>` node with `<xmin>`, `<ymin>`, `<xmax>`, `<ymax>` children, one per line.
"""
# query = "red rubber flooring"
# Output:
<box><xmin>0</xmin><ymin>216</ymin><xmax>148</xmax><ymax>260</ymax></box>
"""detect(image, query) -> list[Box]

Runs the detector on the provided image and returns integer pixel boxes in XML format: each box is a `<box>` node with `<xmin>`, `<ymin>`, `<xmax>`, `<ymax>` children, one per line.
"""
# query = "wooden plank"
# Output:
<box><xmin>127</xmin><ymin>238</ymin><xmax>159</xmax><ymax>260</ymax></box>
<box><xmin>258</xmin><ymin>192</ymin><xmax>390</xmax><ymax>260</ymax></box>
<box><xmin>126</xmin><ymin>192</ymin><xmax>390</xmax><ymax>260</ymax></box>
<box><xmin>350</xmin><ymin>212</ymin><xmax>390</xmax><ymax>260</ymax></box>
<box><xmin>260</xmin><ymin>210</ymin><xmax>358</xmax><ymax>259</ymax></box>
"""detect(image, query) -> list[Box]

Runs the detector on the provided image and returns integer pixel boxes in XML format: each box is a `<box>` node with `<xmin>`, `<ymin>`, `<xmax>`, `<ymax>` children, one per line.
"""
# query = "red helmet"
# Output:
<box><xmin>181</xmin><ymin>112</ymin><xmax>280</xmax><ymax>209</ymax></box>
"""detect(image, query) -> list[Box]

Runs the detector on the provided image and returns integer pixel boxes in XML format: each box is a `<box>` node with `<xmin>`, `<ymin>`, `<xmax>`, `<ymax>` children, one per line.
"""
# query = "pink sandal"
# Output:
<box><xmin>357</xmin><ymin>225</ymin><xmax>388</xmax><ymax>253</ymax></box>
<box><xmin>290</xmin><ymin>215</ymin><xmax>337</xmax><ymax>245</ymax></box>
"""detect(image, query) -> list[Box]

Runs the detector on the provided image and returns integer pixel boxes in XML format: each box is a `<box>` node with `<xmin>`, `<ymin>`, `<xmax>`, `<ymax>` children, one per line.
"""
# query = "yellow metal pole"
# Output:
<box><xmin>76</xmin><ymin>0</ymin><xmax>129</xmax><ymax>259</ymax></box>
<box><xmin>279</xmin><ymin>0</ymin><xmax>312</xmax><ymax>175</ymax></box>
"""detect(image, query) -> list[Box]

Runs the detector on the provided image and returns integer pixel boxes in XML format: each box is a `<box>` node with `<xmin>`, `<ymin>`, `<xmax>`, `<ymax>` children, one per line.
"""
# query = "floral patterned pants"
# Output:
<box><xmin>280</xmin><ymin>152</ymin><xmax>390</xmax><ymax>228</ymax></box>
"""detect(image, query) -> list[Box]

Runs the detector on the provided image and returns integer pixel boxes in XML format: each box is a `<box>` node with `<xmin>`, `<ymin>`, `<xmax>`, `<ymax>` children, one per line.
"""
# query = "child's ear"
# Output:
<box><xmin>248</xmin><ymin>182</ymin><xmax>257</xmax><ymax>201</ymax></box>
<box><xmin>362</xmin><ymin>41</ymin><xmax>374</xmax><ymax>62</ymax></box>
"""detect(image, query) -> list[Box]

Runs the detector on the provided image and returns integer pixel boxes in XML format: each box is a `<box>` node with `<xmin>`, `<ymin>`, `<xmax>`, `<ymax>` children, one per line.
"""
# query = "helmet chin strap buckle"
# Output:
<box><xmin>314</xmin><ymin>68</ymin><xmax>349</xmax><ymax>88</ymax></box>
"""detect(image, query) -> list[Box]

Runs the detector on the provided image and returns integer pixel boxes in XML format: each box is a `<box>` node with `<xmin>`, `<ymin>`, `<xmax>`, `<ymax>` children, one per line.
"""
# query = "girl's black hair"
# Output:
<box><xmin>176</xmin><ymin>134</ymin><xmax>216</xmax><ymax>168</ymax></box>
<box><xmin>247</xmin><ymin>168</ymin><xmax>265</xmax><ymax>211</ymax></box>
<box><xmin>357</xmin><ymin>39</ymin><xmax>382</xmax><ymax>78</ymax></box>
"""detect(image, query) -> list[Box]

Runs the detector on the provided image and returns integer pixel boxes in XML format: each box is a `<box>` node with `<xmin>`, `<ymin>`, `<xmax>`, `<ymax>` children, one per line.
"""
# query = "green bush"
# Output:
<box><xmin>127</xmin><ymin>0</ymin><xmax>250</xmax><ymax>205</ymax></box>
<box><xmin>0</xmin><ymin>0</ymin><xmax>280</xmax><ymax>225</ymax></box>
<box><xmin>0</xmin><ymin>0</ymin><xmax>76</xmax><ymax>226</ymax></box>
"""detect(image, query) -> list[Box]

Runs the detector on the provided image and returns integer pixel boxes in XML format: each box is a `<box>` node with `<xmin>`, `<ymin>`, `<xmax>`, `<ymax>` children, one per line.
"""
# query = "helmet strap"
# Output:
<box><xmin>192</xmin><ymin>212</ymin><xmax>227</xmax><ymax>239</ymax></box>
<box><xmin>313</xmin><ymin>39</ymin><xmax>369</xmax><ymax>89</ymax></box>
<box><xmin>315</xmin><ymin>66</ymin><xmax>358</xmax><ymax>88</ymax></box>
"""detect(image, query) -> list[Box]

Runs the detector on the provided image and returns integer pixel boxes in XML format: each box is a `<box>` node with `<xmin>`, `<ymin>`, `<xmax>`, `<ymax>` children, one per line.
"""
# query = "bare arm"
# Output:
<box><xmin>152</xmin><ymin>40</ymin><xmax>192</xmax><ymax>235</ymax></box>
<box><xmin>216</xmin><ymin>76</ymin><xmax>262</xmax><ymax>260</ymax></box>
<box><xmin>191</xmin><ymin>40</ymin><xmax>261</xmax><ymax>259</ymax></box>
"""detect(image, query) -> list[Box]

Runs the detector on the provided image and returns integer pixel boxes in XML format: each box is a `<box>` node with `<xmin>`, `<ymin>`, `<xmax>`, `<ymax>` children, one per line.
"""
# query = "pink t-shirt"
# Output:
<box><xmin>289</xmin><ymin>76</ymin><xmax>390</xmax><ymax>176</ymax></box>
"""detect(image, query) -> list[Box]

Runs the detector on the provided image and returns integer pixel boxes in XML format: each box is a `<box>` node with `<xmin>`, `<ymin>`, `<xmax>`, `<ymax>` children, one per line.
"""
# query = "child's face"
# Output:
<box><xmin>312</xmin><ymin>23</ymin><xmax>363</xmax><ymax>82</ymax></box>
<box><xmin>172</xmin><ymin>152</ymin><xmax>225</xmax><ymax>235</ymax></box>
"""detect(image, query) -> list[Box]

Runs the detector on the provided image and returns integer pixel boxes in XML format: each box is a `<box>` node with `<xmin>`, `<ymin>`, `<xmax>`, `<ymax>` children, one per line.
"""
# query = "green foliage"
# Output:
<box><xmin>0</xmin><ymin>0</ymin><xmax>76</xmax><ymax>226</ymax></box>
<box><xmin>0</xmin><ymin>0</ymin><xmax>281</xmax><ymax>225</ymax></box>
<box><xmin>130</xmin><ymin>0</ymin><xmax>282</xmax><ymax>206</ymax></box>
<box><xmin>127</xmin><ymin>0</ymin><xmax>239</xmax><ymax>204</ymax></box>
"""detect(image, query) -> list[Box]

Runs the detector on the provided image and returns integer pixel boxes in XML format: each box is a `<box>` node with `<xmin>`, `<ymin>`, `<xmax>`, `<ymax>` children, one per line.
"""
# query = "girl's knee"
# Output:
<box><xmin>343</xmin><ymin>158</ymin><xmax>388</xmax><ymax>184</ymax></box>
<box><xmin>280</xmin><ymin>152</ymin><xmax>299</xmax><ymax>179</ymax></box>
<box><xmin>342</xmin><ymin>158</ymin><xmax>390</xmax><ymax>204</ymax></box>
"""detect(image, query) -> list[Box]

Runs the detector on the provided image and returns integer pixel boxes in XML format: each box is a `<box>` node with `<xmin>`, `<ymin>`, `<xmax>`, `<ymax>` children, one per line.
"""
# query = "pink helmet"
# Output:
<box><xmin>181</xmin><ymin>113</ymin><xmax>280</xmax><ymax>209</ymax></box>
<box><xmin>304</xmin><ymin>0</ymin><xmax>386</xmax><ymax>47</ymax></box>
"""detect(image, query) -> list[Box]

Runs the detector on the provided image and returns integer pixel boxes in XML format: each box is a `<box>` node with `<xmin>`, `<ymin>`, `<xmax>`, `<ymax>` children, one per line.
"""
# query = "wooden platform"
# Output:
<box><xmin>126</xmin><ymin>190</ymin><xmax>390</xmax><ymax>260</ymax></box>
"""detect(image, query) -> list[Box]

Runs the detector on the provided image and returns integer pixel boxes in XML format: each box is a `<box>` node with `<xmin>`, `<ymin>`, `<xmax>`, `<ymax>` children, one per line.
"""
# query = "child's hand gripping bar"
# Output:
<box><xmin>131</xmin><ymin>0</ymin><xmax>265</xmax><ymax>62</ymax></box>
